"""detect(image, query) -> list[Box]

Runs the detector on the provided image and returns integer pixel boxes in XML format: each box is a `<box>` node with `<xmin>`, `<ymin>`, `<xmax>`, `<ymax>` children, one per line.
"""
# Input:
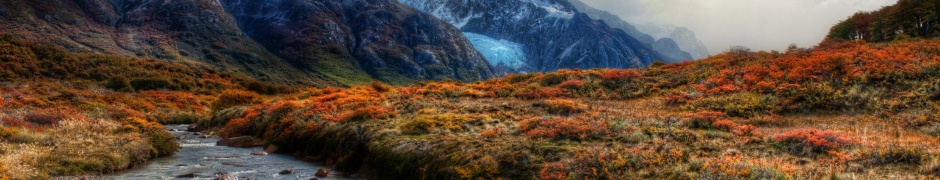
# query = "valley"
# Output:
<box><xmin>1</xmin><ymin>0</ymin><xmax>939</xmax><ymax>179</ymax></box>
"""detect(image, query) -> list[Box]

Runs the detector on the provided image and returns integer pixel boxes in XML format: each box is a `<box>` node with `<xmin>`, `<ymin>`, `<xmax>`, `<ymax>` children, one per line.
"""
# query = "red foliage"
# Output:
<box><xmin>519</xmin><ymin>117</ymin><xmax>611</xmax><ymax>140</ymax></box>
<box><xmin>557</xmin><ymin>79</ymin><xmax>584</xmax><ymax>90</ymax></box>
<box><xmin>539</xmin><ymin>162</ymin><xmax>568</xmax><ymax>180</ymax></box>
<box><xmin>599</xmin><ymin>69</ymin><xmax>640</xmax><ymax>82</ymax></box>
<box><xmin>772</xmin><ymin>129</ymin><xmax>857</xmax><ymax>151</ymax></box>
<box><xmin>663</xmin><ymin>92</ymin><xmax>691</xmax><ymax>106</ymax></box>
<box><xmin>683</xmin><ymin>111</ymin><xmax>728</xmax><ymax>128</ymax></box>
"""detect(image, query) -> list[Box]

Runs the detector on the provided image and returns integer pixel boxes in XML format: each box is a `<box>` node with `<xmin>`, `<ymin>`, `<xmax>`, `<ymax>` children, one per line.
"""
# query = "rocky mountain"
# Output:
<box><xmin>0</xmin><ymin>0</ymin><xmax>494</xmax><ymax>86</ymax></box>
<box><xmin>398</xmin><ymin>0</ymin><xmax>673</xmax><ymax>74</ymax></box>
<box><xmin>567</xmin><ymin>0</ymin><xmax>693</xmax><ymax>62</ymax></box>
<box><xmin>637</xmin><ymin>23</ymin><xmax>710</xmax><ymax>60</ymax></box>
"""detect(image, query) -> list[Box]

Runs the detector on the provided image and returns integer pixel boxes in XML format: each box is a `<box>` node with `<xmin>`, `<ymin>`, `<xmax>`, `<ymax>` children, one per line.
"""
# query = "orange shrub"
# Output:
<box><xmin>772</xmin><ymin>129</ymin><xmax>857</xmax><ymax>156</ymax></box>
<box><xmin>542</xmin><ymin>99</ymin><xmax>586</xmax><ymax>115</ymax></box>
<box><xmin>557</xmin><ymin>79</ymin><xmax>584</xmax><ymax>90</ymax></box>
<box><xmin>211</xmin><ymin>89</ymin><xmax>259</xmax><ymax>111</ymax></box>
<box><xmin>480</xmin><ymin>128</ymin><xmax>505</xmax><ymax>138</ymax></box>
<box><xmin>519</xmin><ymin>117</ymin><xmax>611</xmax><ymax>140</ymax></box>
<box><xmin>683</xmin><ymin>110</ymin><xmax>728</xmax><ymax>128</ymax></box>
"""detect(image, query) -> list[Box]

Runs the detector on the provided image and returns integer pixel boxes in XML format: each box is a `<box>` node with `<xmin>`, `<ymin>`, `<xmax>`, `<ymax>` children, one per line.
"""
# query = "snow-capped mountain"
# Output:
<box><xmin>398</xmin><ymin>0</ymin><xmax>674</xmax><ymax>74</ymax></box>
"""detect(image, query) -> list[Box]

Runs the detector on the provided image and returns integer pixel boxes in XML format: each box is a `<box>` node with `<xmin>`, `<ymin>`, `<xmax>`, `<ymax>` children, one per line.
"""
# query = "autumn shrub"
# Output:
<box><xmin>692</xmin><ymin>92</ymin><xmax>780</xmax><ymax>117</ymax></box>
<box><xmin>371</xmin><ymin>81</ymin><xmax>393</xmax><ymax>92</ymax></box>
<box><xmin>519</xmin><ymin>117</ymin><xmax>611</xmax><ymax>140</ymax></box>
<box><xmin>22</xmin><ymin>112</ymin><xmax>64</xmax><ymax>126</ymax></box>
<box><xmin>858</xmin><ymin>146</ymin><xmax>929</xmax><ymax>166</ymax></box>
<box><xmin>698</xmin><ymin>154</ymin><xmax>790</xmax><ymax>180</ymax></box>
<box><xmin>557</xmin><ymin>79</ymin><xmax>584</xmax><ymax>90</ymax></box>
<box><xmin>538</xmin><ymin>73</ymin><xmax>569</xmax><ymax>86</ymax></box>
<box><xmin>210</xmin><ymin>89</ymin><xmax>260</xmax><ymax>111</ymax></box>
<box><xmin>663</xmin><ymin>92</ymin><xmax>692</xmax><ymax>106</ymax></box>
<box><xmin>146</xmin><ymin>130</ymin><xmax>179</xmax><ymax>157</ymax></box>
<box><xmin>105</xmin><ymin>76</ymin><xmax>134</xmax><ymax>92</ymax></box>
<box><xmin>541</xmin><ymin>99</ymin><xmax>586</xmax><ymax>115</ymax></box>
<box><xmin>772</xmin><ymin>129</ymin><xmax>857</xmax><ymax>156</ymax></box>
<box><xmin>157</xmin><ymin>112</ymin><xmax>203</xmax><ymax>124</ymax></box>
<box><xmin>130</xmin><ymin>78</ymin><xmax>180</xmax><ymax>91</ymax></box>
<box><xmin>479</xmin><ymin>128</ymin><xmax>505</xmax><ymax>138</ymax></box>
<box><xmin>0</xmin><ymin>126</ymin><xmax>17</xmax><ymax>139</ymax></box>
<box><xmin>400</xmin><ymin>113</ymin><xmax>473</xmax><ymax>135</ymax></box>
<box><xmin>336</xmin><ymin>105</ymin><xmax>396</xmax><ymax>121</ymax></box>
<box><xmin>683</xmin><ymin>111</ymin><xmax>728</xmax><ymax>129</ymax></box>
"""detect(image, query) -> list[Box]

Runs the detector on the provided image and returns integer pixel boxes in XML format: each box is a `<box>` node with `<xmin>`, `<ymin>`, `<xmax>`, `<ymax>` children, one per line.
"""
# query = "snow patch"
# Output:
<box><xmin>463</xmin><ymin>32</ymin><xmax>527</xmax><ymax>69</ymax></box>
<box><xmin>530</xmin><ymin>0</ymin><xmax>574</xmax><ymax>19</ymax></box>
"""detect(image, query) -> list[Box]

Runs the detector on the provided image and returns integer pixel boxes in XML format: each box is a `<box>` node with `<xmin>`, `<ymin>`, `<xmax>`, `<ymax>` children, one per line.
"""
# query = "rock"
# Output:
<box><xmin>215</xmin><ymin>172</ymin><xmax>238</xmax><ymax>180</ymax></box>
<box><xmin>279</xmin><ymin>169</ymin><xmax>296</xmax><ymax>174</ymax></box>
<box><xmin>217</xmin><ymin>136</ymin><xmax>265</xmax><ymax>148</ymax></box>
<box><xmin>187</xmin><ymin>124</ymin><xmax>202</xmax><ymax>132</ymax></box>
<box><xmin>309</xmin><ymin>178</ymin><xmax>320</xmax><ymax>180</ymax></box>
<box><xmin>250</xmin><ymin>151</ymin><xmax>268</xmax><ymax>156</ymax></box>
<box><xmin>177</xmin><ymin>136</ymin><xmax>186</xmax><ymax>140</ymax></box>
<box><xmin>265</xmin><ymin>144</ymin><xmax>279</xmax><ymax>153</ymax></box>
<box><xmin>194</xmin><ymin>132</ymin><xmax>203</xmax><ymax>136</ymax></box>
<box><xmin>175</xmin><ymin>173</ymin><xmax>197</xmax><ymax>178</ymax></box>
<box><xmin>315</xmin><ymin>169</ymin><xmax>329</xmax><ymax>177</ymax></box>
<box><xmin>199</xmin><ymin>135</ymin><xmax>211</xmax><ymax>139</ymax></box>
<box><xmin>177</xmin><ymin>164</ymin><xmax>188</xmax><ymax>166</ymax></box>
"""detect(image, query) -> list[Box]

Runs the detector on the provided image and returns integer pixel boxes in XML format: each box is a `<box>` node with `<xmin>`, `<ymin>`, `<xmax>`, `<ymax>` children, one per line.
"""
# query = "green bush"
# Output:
<box><xmin>147</xmin><ymin>131</ymin><xmax>179</xmax><ymax>157</ymax></box>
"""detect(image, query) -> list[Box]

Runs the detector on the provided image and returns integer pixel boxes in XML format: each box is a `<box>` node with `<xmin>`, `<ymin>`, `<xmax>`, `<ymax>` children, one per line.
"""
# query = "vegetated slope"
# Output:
<box><xmin>398</xmin><ymin>0</ymin><xmax>671</xmax><ymax>74</ymax></box>
<box><xmin>827</xmin><ymin>0</ymin><xmax>940</xmax><ymax>42</ymax></box>
<box><xmin>0</xmin><ymin>37</ymin><xmax>284</xmax><ymax>179</ymax></box>
<box><xmin>202</xmin><ymin>38</ymin><xmax>940</xmax><ymax>179</ymax></box>
<box><xmin>0</xmin><ymin>0</ymin><xmax>495</xmax><ymax>86</ymax></box>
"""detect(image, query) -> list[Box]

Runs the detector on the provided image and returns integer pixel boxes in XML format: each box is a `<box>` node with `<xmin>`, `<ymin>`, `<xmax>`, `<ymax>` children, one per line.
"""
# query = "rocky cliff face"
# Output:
<box><xmin>0</xmin><ymin>0</ymin><xmax>494</xmax><ymax>86</ymax></box>
<box><xmin>399</xmin><ymin>0</ymin><xmax>670</xmax><ymax>73</ymax></box>
<box><xmin>221</xmin><ymin>0</ymin><xmax>494</xmax><ymax>84</ymax></box>
<box><xmin>567</xmin><ymin>0</ymin><xmax>692</xmax><ymax>62</ymax></box>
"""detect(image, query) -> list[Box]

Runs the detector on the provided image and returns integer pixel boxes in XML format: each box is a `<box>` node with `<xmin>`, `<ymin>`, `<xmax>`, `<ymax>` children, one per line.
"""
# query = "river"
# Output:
<box><xmin>104</xmin><ymin>124</ymin><xmax>357</xmax><ymax>180</ymax></box>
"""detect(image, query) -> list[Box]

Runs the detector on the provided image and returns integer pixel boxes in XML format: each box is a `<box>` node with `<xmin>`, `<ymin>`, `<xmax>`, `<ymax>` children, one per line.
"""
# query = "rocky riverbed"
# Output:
<box><xmin>104</xmin><ymin>124</ymin><xmax>357</xmax><ymax>180</ymax></box>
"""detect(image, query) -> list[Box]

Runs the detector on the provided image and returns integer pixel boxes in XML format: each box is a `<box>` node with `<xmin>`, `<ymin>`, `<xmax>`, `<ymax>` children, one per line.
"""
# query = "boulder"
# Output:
<box><xmin>215</xmin><ymin>172</ymin><xmax>238</xmax><ymax>180</ymax></box>
<box><xmin>315</xmin><ymin>169</ymin><xmax>329</xmax><ymax>177</ymax></box>
<box><xmin>265</xmin><ymin>144</ymin><xmax>280</xmax><ymax>153</ymax></box>
<box><xmin>175</xmin><ymin>173</ymin><xmax>197</xmax><ymax>178</ymax></box>
<box><xmin>187</xmin><ymin>124</ymin><xmax>203</xmax><ymax>132</ymax></box>
<box><xmin>279</xmin><ymin>169</ymin><xmax>296</xmax><ymax>174</ymax></box>
<box><xmin>217</xmin><ymin>136</ymin><xmax>265</xmax><ymax>148</ymax></box>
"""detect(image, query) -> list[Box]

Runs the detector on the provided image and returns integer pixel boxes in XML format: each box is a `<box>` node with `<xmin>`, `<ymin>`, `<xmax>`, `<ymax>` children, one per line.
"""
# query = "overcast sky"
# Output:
<box><xmin>579</xmin><ymin>0</ymin><xmax>897</xmax><ymax>54</ymax></box>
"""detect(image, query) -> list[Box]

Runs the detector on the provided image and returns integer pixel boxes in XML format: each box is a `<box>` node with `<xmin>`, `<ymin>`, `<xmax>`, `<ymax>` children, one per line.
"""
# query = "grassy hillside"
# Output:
<box><xmin>0</xmin><ymin>37</ymin><xmax>291</xmax><ymax>179</ymax></box>
<box><xmin>199</xmin><ymin>39</ymin><xmax>940</xmax><ymax>179</ymax></box>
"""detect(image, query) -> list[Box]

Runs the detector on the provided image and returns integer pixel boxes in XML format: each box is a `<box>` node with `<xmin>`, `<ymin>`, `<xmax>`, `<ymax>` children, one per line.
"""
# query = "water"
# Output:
<box><xmin>105</xmin><ymin>124</ymin><xmax>356</xmax><ymax>180</ymax></box>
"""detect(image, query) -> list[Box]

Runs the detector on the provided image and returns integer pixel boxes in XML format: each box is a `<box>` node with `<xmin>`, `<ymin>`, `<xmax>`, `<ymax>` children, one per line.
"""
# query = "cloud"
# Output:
<box><xmin>579</xmin><ymin>0</ymin><xmax>897</xmax><ymax>54</ymax></box>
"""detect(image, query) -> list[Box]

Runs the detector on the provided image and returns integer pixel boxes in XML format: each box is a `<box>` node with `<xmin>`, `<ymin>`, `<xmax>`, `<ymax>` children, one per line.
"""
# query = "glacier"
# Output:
<box><xmin>463</xmin><ymin>32</ymin><xmax>527</xmax><ymax>69</ymax></box>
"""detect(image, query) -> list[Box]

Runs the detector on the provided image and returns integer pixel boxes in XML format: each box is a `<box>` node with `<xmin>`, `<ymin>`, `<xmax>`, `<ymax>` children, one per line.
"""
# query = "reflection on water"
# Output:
<box><xmin>105</xmin><ymin>124</ymin><xmax>357</xmax><ymax>180</ymax></box>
